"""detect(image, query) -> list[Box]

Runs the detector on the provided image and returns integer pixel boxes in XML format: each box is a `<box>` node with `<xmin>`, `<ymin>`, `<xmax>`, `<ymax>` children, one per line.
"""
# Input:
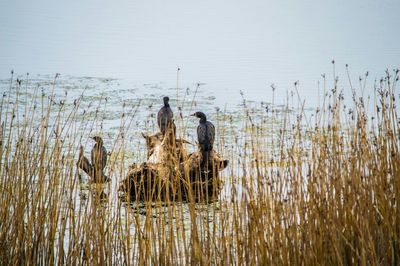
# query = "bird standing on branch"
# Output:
<box><xmin>157</xmin><ymin>96</ymin><xmax>176</xmax><ymax>137</ymax></box>
<box><xmin>191</xmin><ymin>111</ymin><xmax>215</xmax><ymax>167</ymax></box>
<box><xmin>91</xmin><ymin>136</ymin><xmax>108</xmax><ymax>182</ymax></box>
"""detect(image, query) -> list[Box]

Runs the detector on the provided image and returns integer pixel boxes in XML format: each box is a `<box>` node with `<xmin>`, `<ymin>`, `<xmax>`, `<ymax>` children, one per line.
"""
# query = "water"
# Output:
<box><xmin>1</xmin><ymin>0</ymin><xmax>399</xmax><ymax>106</ymax></box>
<box><xmin>1</xmin><ymin>1</ymin><xmax>399</xmax><ymax>261</ymax></box>
<box><xmin>1</xmin><ymin>69</ymin><xmax>397</xmax><ymax>263</ymax></box>
<box><xmin>0</xmin><ymin>73</ymin><xmax>288</xmax><ymax>200</ymax></box>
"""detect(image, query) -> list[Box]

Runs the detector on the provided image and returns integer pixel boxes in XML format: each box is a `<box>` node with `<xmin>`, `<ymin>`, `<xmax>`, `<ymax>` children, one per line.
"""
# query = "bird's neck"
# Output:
<box><xmin>199</xmin><ymin>117</ymin><xmax>207</xmax><ymax>123</ymax></box>
<box><xmin>164</xmin><ymin>103</ymin><xmax>170</xmax><ymax>108</ymax></box>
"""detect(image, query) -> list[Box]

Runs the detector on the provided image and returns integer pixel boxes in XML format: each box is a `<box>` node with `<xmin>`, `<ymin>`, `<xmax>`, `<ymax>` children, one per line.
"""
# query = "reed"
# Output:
<box><xmin>0</xmin><ymin>69</ymin><xmax>399</xmax><ymax>265</ymax></box>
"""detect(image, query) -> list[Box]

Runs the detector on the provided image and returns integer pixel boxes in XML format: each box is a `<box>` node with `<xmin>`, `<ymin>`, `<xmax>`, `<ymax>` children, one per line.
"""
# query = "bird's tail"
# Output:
<box><xmin>201</xmin><ymin>150</ymin><xmax>212</xmax><ymax>170</ymax></box>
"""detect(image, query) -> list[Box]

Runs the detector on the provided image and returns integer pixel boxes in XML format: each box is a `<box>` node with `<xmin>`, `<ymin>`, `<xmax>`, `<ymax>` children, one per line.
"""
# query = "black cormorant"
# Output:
<box><xmin>157</xmin><ymin>96</ymin><xmax>176</xmax><ymax>136</ymax></box>
<box><xmin>191</xmin><ymin>112</ymin><xmax>215</xmax><ymax>152</ymax></box>
<box><xmin>91</xmin><ymin>136</ymin><xmax>107</xmax><ymax>180</ymax></box>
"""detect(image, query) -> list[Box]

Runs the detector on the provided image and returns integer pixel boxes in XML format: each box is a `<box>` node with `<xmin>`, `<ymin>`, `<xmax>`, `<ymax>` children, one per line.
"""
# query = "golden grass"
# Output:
<box><xmin>0</xmin><ymin>69</ymin><xmax>399</xmax><ymax>265</ymax></box>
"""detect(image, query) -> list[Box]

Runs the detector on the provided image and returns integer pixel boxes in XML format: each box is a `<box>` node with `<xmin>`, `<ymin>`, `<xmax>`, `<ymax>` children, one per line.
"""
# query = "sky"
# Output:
<box><xmin>0</xmin><ymin>0</ymin><xmax>399</xmax><ymax>103</ymax></box>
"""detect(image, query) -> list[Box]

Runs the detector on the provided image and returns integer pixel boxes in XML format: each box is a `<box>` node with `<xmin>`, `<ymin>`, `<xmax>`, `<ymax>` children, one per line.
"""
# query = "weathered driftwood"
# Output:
<box><xmin>119</xmin><ymin>133</ymin><xmax>228</xmax><ymax>202</ymax></box>
<box><xmin>77</xmin><ymin>146</ymin><xmax>110</xmax><ymax>183</ymax></box>
<box><xmin>142</xmin><ymin>132</ymin><xmax>191</xmax><ymax>163</ymax></box>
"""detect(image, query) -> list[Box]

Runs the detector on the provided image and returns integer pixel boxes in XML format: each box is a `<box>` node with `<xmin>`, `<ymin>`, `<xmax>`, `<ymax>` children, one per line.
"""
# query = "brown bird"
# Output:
<box><xmin>91</xmin><ymin>136</ymin><xmax>108</xmax><ymax>182</ymax></box>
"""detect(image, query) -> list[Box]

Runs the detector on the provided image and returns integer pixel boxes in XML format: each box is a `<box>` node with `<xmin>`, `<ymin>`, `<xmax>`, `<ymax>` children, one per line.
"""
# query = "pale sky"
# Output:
<box><xmin>0</xmin><ymin>0</ymin><xmax>399</xmax><ymax>102</ymax></box>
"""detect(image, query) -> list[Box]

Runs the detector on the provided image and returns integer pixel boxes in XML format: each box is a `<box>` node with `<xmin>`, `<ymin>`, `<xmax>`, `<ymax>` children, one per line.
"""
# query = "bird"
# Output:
<box><xmin>91</xmin><ymin>136</ymin><xmax>108</xmax><ymax>182</ymax></box>
<box><xmin>191</xmin><ymin>111</ymin><xmax>215</xmax><ymax>159</ymax></box>
<box><xmin>157</xmin><ymin>96</ymin><xmax>176</xmax><ymax>137</ymax></box>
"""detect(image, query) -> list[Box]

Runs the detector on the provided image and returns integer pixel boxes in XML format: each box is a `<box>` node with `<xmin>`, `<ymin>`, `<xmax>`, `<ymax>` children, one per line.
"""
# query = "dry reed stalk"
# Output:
<box><xmin>0</xmin><ymin>70</ymin><xmax>399</xmax><ymax>265</ymax></box>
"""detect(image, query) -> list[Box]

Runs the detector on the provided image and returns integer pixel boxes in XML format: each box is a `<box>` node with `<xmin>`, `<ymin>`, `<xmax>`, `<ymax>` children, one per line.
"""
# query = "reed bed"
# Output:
<box><xmin>0</xmin><ymin>69</ymin><xmax>399</xmax><ymax>265</ymax></box>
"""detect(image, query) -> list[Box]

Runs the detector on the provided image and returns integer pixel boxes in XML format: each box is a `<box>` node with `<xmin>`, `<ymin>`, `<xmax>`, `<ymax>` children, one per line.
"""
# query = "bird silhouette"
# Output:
<box><xmin>157</xmin><ymin>96</ymin><xmax>176</xmax><ymax>137</ymax></box>
<box><xmin>91</xmin><ymin>136</ymin><xmax>108</xmax><ymax>182</ymax></box>
<box><xmin>191</xmin><ymin>112</ymin><xmax>215</xmax><ymax>168</ymax></box>
<box><xmin>192</xmin><ymin>112</ymin><xmax>215</xmax><ymax>152</ymax></box>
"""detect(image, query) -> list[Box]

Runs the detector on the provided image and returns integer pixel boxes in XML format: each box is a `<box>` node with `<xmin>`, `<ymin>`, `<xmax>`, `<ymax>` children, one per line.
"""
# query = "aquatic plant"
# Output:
<box><xmin>0</xmin><ymin>69</ymin><xmax>399</xmax><ymax>264</ymax></box>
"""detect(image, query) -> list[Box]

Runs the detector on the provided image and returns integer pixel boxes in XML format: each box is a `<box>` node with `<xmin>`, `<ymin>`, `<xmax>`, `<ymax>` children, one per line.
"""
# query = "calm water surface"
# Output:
<box><xmin>1</xmin><ymin>0</ymin><xmax>399</xmax><ymax>106</ymax></box>
<box><xmin>1</xmin><ymin>1</ymin><xmax>399</xmax><ymax>260</ymax></box>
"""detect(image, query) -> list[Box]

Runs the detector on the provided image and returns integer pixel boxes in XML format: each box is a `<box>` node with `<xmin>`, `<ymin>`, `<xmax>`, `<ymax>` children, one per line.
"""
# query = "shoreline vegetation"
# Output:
<box><xmin>0</xmin><ymin>69</ymin><xmax>399</xmax><ymax>264</ymax></box>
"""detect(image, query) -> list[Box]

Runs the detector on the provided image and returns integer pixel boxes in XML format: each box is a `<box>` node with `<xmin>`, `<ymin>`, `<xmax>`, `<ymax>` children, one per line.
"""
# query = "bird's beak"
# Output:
<box><xmin>190</xmin><ymin>113</ymin><xmax>196</xmax><ymax>117</ymax></box>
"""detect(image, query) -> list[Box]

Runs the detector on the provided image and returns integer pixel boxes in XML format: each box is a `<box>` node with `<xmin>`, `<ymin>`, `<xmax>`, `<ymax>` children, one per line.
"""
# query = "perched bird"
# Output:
<box><xmin>91</xmin><ymin>136</ymin><xmax>108</xmax><ymax>182</ymax></box>
<box><xmin>157</xmin><ymin>96</ymin><xmax>176</xmax><ymax>136</ymax></box>
<box><xmin>191</xmin><ymin>112</ymin><xmax>215</xmax><ymax>152</ymax></box>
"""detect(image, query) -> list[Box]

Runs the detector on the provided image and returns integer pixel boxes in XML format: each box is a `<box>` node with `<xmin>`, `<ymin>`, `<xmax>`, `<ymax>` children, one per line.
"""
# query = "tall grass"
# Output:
<box><xmin>0</xmin><ymin>69</ymin><xmax>399</xmax><ymax>265</ymax></box>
